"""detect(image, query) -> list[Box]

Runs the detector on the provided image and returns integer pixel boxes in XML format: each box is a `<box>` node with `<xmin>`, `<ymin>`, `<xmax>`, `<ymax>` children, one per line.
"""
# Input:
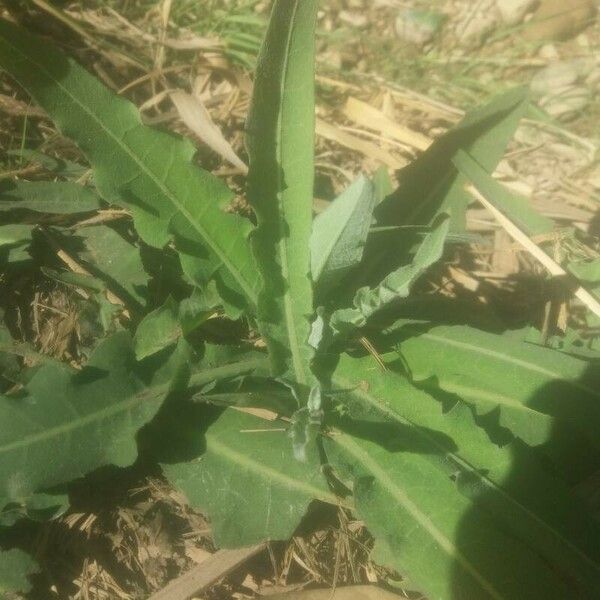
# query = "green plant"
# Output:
<box><xmin>0</xmin><ymin>2</ymin><xmax>599</xmax><ymax>598</ymax></box>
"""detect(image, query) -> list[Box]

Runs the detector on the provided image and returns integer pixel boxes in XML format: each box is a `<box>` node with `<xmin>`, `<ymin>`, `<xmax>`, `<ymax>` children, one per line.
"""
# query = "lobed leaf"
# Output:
<box><xmin>355</xmin><ymin>89</ymin><xmax>529</xmax><ymax>292</ymax></box>
<box><xmin>0</xmin><ymin>20</ymin><xmax>258</xmax><ymax>309</ymax></box>
<box><xmin>388</xmin><ymin>323</ymin><xmax>600</xmax><ymax>466</ymax></box>
<box><xmin>0</xmin><ymin>333</ymin><xmax>167</xmax><ymax>510</ymax></box>
<box><xmin>328</xmin><ymin>431</ymin><xmax>574</xmax><ymax>600</ymax></box>
<box><xmin>0</xmin><ymin>224</ymin><xmax>32</xmax><ymax>265</ymax></box>
<box><xmin>75</xmin><ymin>225</ymin><xmax>149</xmax><ymax>308</ymax></box>
<box><xmin>0</xmin><ymin>225</ymin><xmax>31</xmax><ymax>248</ymax></box>
<box><xmin>375</xmin><ymin>86</ymin><xmax>529</xmax><ymax>231</ymax></box>
<box><xmin>245</xmin><ymin>0</ymin><xmax>318</xmax><ymax>383</ymax></box>
<box><xmin>162</xmin><ymin>408</ymin><xmax>334</xmax><ymax>548</ymax></box>
<box><xmin>134</xmin><ymin>297</ymin><xmax>182</xmax><ymax>360</ymax></box>
<box><xmin>329</xmin><ymin>353</ymin><xmax>600</xmax><ymax>599</ymax></box>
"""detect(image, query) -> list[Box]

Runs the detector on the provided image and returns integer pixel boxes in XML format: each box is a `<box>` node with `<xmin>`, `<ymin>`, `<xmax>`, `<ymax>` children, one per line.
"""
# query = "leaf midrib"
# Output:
<box><xmin>0</xmin><ymin>33</ymin><xmax>256</xmax><ymax>304</ymax></box>
<box><xmin>333</xmin><ymin>433</ymin><xmax>506</xmax><ymax>600</ymax></box>
<box><xmin>420</xmin><ymin>331</ymin><xmax>599</xmax><ymax>399</ymax></box>
<box><xmin>334</xmin><ymin>374</ymin><xmax>600</xmax><ymax>574</ymax></box>
<box><xmin>0</xmin><ymin>358</ymin><xmax>267</xmax><ymax>457</ymax></box>
<box><xmin>208</xmin><ymin>433</ymin><xmax>340</xmax><ymax>506</ymax></box>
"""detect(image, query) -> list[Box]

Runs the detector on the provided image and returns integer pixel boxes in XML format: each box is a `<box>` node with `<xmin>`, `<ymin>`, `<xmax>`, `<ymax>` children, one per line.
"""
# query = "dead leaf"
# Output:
<box><xmin>316</xmin><ymin>119</ymin><xmax>405</xmax><ymax>169</ymax></box>
<box><xmin>344</xmin><ymin>96</ymin><xmax>431</xmax><ymax>151</ymax></box>
<box><xmin>170</xmin><ymin>90</ymin><xmax>248</xmax><ymax>173</ymax></box>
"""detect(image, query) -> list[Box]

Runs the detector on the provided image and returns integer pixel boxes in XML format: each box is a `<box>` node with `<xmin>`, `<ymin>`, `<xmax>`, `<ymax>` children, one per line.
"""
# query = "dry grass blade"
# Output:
<box><xmin>343</xmin><ymin>96</ymin><xmax>431</xmax><ymax>151</ymax></box>
<box><xmin>468</xmin><ymin>185</ymin><xmax>600</xmax><ymax>318</ymax></box>
<box><xmin>316</xmin><ymin>119</ymin><xmax>405</xmax><ymax>169</ymax></box>
<box><xmin>147</xmin><ymin>543</ymin><xmax>266</xmax><ymax>600</ymax></box>
<box><xmin>170</xmin><ymin>90</ymin><xmax>248</xmax><ymax>173</ymax></box>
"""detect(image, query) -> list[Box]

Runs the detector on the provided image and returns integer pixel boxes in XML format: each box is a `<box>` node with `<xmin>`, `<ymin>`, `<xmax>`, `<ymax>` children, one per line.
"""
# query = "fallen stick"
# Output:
<box><xmin>467</xmin><ymin>185</ymin><xmax>600</xmax><ymax>319</ymax></box>
<box><xmin>148</xmin><ymin>543</ymin><xmax>266</xmax><ymax>600</ymax></box>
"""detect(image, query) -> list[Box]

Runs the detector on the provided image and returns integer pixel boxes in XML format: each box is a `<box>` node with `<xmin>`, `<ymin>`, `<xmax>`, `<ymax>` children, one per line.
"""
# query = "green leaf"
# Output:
<box><xmin>328</xmin><ymin>431</ymin><xmax>573</xmax><ymax>600</ymax></box>
<box><xmin>0</xmin><ymin>181</ymin><xmax>102</xmax><ymax>214</ymax></box>
<box><xmin>0</xmin><ymin>548</ymin><xmax>38</xmax><ymax>595</ymax></box>
<box><xmin>0</xmin><ymin>491</ymin><xmax>68</xmax><ymax>526</ymax></box>
<box><xmin>75</xmin><ymin>226</ymin><xmax>148</xmax><ymax>307</ymax></box>
<box><xmin>389</xmin><ymin>324</ymin><xmax>600</xmax><ymax>462</ymax></box>
<box><xmin>0</xmin><ymin>332</ymin><xmax>168</xmax><ymax>510</ymax></box>
<box><xmin>453</xmin><ymin>150</ymin><xmax>554</xmax><ymax>236</ymax></box>
<box><xmin>328</xmin><ymin>353</ymin><xmax>600</xmax><ymax>599</ymax></box>
<box><xmin>0</xmin><ymin>225</ymin><xmax>32</xmax><ymax>265</ymax></box>
<box><xmin>178</xmin><ymin>285</ymin><xmax>219</xmax><ymax>335</ymax></box>
<box><xmin>134</xmin><ymin>297</ymin><xmax>181</xmax><ymax>360</ymax></box>
<box><xmin>375</xmin><ymin>87</ymin><xmax>529</xmax><ymax>231</ymax></box>
<box><xmin>0</xmin><ymin>225</ymin><xmax>31</xmax><ymax>247</ymax></box>
<box><xmin>162</xmin><ymin>407</ymin><xmax>334</xmax><ymax>548</ymax></box>
<box><xmin>331</xmin><ymin>215</ymin><xmax>449</xmax><ymax>333</ymax></box>
<box><xmin>569</xmin><ymin>259</ymin><xmax>600</xmax><ymax>302</ymax></box>
<box><xmin>8</xmin><ymin>148</ymin><xmax>87</xmax><ymax>179</ymax></box>
<box><xmin>569</xmin><ymin>259</ymin><xmax>600</xmax><ymax>285</ymax></box>
<box><xmin>41</xmin><ymin>267</ymin><xmax>106</xmax><ymax>294</ymax></box>
<box><xmin>0</xmin><ymin>20</ymin><xmax>258</xmax><ymax>308</ymax></box>
<box><xmin>311</xmin><ymin>175</ymin><xmax>375</xmax><ymax>292</ymax></box>
<box><xmin>245</xmin><ymin>0</ymin><xmax>318</xmax><ymax>383</ymax></box>
<box><xmin>372</xmin><ymin>166</ymin><xmax>393</xmax><ymax>206</ymax></box>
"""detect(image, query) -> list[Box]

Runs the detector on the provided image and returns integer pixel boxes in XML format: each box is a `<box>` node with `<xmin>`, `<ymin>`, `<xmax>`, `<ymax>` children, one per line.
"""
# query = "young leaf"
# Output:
<box><xmin>0</xmin><ymin>548</ymin><xmax>38</xmax><ymax>595</ymax></box>
<box><xmin>245</xmin><ymin>0</ymin><xmax>318</xmax><ymax>383</ymax></box>
<box><xmin>0</xmin><ymin>181</ymin><xmax>103</xmax><ymax>214</ymax></box>
<box><xmin>329</xmin><ymin>353</ymin><xmax>600</xmax><ymax>599</ymax></box>
<box><xmin>388</xmin><ymin>324</ymin><xmax>600</xmax><ymax>461</ymax></box>
<box><xmin>134</xmin><ymin>297</ymin><xmax>181</xmax><ymax>360</ymax></box>
<box><xmin>0</xmin><ymin>21</ymin><xmax>258</xmax><ymax>308</ymax></box>
<box><xmin>453</xmin><ymin>150</ymin><xmax>554</xmax><ymax>236</ymax></box>
<box><xmin>331</xmin><ymin>214</ymin><xmax>449</xmax><ymax>333</ymax></box>
<box><xmin>162</xmin><ymin>408</ymin><xmax>334</xmax><ymax>548</ymax></box>
<box><xmin>311</xmin><ymin>175</ymin><xmax>375</xmax><ymax>292</ymax></box>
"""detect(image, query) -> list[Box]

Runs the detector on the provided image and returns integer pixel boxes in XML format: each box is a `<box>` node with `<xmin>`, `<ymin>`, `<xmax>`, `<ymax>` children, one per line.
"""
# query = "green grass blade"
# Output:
<box><xmin>0</xmin><ymin>20</ymin><xmax>258</xmax><ymax>307</ymax></box>
<box><xmin>454</xmin><ymin>150</ymin><xmax>554</xmax><ymax>236</ymax></box>
<box><xmin>246</xmin><ymin>0</ymin><xmax>318</xmax><ymax>383</ymax></box>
